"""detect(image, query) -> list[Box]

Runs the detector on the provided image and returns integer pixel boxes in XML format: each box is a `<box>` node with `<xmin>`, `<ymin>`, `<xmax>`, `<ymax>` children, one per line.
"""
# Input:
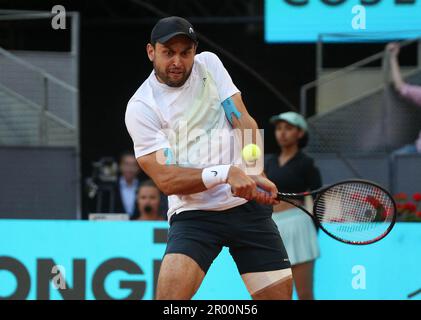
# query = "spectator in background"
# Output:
<box><xmin>90</xmin><ymin>151</ymin><xmax>168</xmax><ymax>218</ymax></box>
<box><xmin>386</xmin><ymin>42</ymin><xmax>421</xmax><ymax>155</ymax></box>
<box><xmin>107</xmin><ymin>151</ymin><xmax>168</xmax><ymax>218</ymax></box>
<box><xmin>113</xmin><ymin>151</ymin><xmax>142</xmax><ymax>218</ymax></box>
<box><xmin>265</xmin><ymin>112</ymin><xmax>322</xmax><ymax>300</ymax></box>
<box><xmin>135</xmin><ymin>180</ymin><xmax>165</xmax><ymax>221</ymax></box>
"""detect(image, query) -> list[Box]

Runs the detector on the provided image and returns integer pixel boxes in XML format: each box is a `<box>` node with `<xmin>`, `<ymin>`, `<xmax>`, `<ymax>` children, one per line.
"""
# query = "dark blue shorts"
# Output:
<box><xmin>165</xmin><ymin>200</ymin><xmax>291</xmax><ymax>274</ymax></box>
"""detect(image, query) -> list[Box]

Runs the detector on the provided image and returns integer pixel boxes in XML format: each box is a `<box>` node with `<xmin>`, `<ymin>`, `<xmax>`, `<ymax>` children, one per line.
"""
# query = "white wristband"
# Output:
<box><xmin>201</xmin><ymin>165</ymin><xmax>231</xmax><ymax>189</ymax></box>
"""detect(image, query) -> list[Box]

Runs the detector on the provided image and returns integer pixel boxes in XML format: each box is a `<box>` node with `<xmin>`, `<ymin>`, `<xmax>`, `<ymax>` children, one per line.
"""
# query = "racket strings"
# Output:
<box><xmin>314</xmin><ymin>182</ymin><xmax>395</xmax><ymax>243</ymax></box>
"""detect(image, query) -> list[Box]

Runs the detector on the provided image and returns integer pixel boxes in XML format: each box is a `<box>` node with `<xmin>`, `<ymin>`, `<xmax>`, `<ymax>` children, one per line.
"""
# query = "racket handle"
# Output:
<box><xmin>257</xmin><ymin>187</ymin><xmax>302</xmax><ymax>200</ymax></box>
<box><xmin>232</xmin><ymin>187</ymin><xmax>279</xmax><ymax>201</ymax></box>
<box><xmin>231</xmin><ymin>186</ymin><xmax>267</xmax><ymax>194</ymax></box>
<box><xmin>256</xmin><ymin>186</ymin><xmax>268</xmax><ymax>193</ymax></box>
<box><xmin>256</xmin><ymin>186</ymin><xmax>279</xmax><ymax>199</ymax></box>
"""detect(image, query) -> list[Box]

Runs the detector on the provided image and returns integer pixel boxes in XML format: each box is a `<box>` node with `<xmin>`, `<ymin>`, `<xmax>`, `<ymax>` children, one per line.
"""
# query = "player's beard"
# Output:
<box><xmin>153</xmin><ymin>62</ymin><xmax>193</xmax><ymax>87</ymax></box>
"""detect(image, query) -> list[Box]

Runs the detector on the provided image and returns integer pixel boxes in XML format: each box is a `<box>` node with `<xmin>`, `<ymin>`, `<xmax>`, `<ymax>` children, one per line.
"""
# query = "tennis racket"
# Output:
<box><xmin>264</xmin><ymin>179</ymin><xmax>397</xmax><ymax>245</ymax></box>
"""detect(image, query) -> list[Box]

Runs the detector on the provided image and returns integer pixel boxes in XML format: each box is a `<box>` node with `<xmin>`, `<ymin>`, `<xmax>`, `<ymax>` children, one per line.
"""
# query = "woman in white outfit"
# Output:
<box><xmin>265</xmin><ymin>112</ymin><xmax>322</xmax><ymax>300</ymax></box>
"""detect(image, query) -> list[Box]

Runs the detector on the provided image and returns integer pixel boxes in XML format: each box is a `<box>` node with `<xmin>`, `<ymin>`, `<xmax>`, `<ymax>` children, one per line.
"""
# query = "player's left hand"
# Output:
<box><xmin>250</xmin><ymin>175</ymin><xmax>280</xmax><ymax>206</ymax></box>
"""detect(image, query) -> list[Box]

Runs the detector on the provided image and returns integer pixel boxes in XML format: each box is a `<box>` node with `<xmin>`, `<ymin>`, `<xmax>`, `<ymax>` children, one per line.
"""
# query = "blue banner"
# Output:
<box><xmin>0</xmin><ymin>220</ymin><xmax>420</xmax><ymax>300</ymax></box>
<box><xmin>0</xmin><ymin>220</ymin><xmax>249</xmax><ymax>300</ymax></box>
<box><xmin>265</xmin><ymin>0</ymin><xmax>421</xmax><ymax>43</ymax></box>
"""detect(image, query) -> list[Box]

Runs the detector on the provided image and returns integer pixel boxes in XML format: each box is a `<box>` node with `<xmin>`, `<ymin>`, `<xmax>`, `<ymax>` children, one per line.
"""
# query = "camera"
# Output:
<box><xmin>85</xmin><ymin>157</ymin><xmax>118</xmax><ymax>199</ymax></box>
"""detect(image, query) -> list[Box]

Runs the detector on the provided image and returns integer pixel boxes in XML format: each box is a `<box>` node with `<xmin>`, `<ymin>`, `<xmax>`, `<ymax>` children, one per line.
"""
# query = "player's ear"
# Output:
<box><xmin>146</xmin><ymin>43</ymin><xmax>155</xmax><ymax>62</ymax></box>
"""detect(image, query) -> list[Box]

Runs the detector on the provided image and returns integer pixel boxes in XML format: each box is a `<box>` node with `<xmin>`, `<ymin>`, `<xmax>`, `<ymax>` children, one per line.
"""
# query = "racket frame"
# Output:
<box><xmin>275</xmin><ymin>179</ymin><xmax>397</xmax><ymax>245</ymax></box>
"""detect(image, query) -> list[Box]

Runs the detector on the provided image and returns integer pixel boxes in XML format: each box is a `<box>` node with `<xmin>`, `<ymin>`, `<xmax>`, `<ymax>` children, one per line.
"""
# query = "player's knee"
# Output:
<box><xmin>156</xmin><ymin>254</ymin><xmax>204</xmax><ymax>300</ymax></box>
<box><xmin>156</xmin><ymin>273</ymin><xmax>197</xmax><ymax>300</ymax></box>
<box><xmin>156</xmin><ymin>288</ymin><xmax>194</xmax><ymax>300</ymax></box>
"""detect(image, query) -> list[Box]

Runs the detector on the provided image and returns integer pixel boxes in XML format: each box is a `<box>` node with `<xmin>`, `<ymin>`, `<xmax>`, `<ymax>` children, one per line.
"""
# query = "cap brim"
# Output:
<box><xmin>155</xmin><ymin>31</ymin><xmax>198</xmax><ymax>44</ymax></box>
<box><xmin>270</xmin><ymin>116</ymin><xmax>305</xmax><ymax>130</ymax></box>
<box><xmin>270</xmin><ymin>116</ymin><xmax>290</xmax><ymax>125</ymax></box>
<box><xmin>269</xmin><ymin>116</ymin><xmax>281</xmax><ymax>124</ymax></box>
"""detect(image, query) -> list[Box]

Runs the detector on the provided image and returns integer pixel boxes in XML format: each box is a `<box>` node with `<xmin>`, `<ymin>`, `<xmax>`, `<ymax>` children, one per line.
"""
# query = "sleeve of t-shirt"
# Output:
<box><xmin>198</xmin><ymin>51</ymin><xmax>240</xmax><ymax>101</ymax></box>
<box><xmin>125</xmin><ymin>100</ymin><xmax>171</xmax><ymax>159</ymax></box>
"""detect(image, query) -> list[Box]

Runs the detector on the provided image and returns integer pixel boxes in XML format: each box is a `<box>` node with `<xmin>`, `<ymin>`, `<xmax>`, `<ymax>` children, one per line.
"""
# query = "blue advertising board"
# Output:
<box><xmin>265</xmin><ymin>0</ymin><xmax>421</xmax><ymax>43</ymax></box>
<box><xmin>0</xmin><ymin>220</ymin><xmax>420</xmax><ymax>300</ymax></box>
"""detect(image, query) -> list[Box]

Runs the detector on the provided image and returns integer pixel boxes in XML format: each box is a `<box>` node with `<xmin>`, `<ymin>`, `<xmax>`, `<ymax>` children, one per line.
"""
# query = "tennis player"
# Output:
<box><xmin>125</xmin><ymin>16</ymin><xmax>292</xmax><ymax>299</ymax></box>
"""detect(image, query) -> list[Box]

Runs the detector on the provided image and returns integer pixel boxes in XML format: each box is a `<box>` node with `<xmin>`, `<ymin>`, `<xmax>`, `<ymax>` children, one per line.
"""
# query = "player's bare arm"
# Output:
<box><xmin>226</xmin><ymin>92</ymin><xmax>279</xmax><ymax>205</ymax></box>
<box><xmin>137</xmin><ymin>149</ymin><xmax>266</xmax><ymax>202</ymax></box>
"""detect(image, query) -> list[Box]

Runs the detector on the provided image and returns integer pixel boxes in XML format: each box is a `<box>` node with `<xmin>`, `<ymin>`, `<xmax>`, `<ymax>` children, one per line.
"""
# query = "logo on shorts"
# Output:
<box><xmin>211</xmin><ymin>170</ymin><xmax>217</xmax><ymax>176</ymax></box>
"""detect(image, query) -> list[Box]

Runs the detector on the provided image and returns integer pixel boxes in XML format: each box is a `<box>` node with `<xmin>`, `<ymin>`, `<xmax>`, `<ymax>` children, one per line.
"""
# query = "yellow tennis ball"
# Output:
<box><xmin>242</xmin><ymin>144</ymin><xmax>261</xmax><ymax>162</ymax></box>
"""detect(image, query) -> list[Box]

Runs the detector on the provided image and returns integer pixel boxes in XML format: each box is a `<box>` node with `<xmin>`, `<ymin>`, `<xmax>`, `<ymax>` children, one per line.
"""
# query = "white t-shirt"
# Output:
<box><xmin>125</xmin><ymin>51</ymin><xmax>247</xmax><ymax>220</ymax></box>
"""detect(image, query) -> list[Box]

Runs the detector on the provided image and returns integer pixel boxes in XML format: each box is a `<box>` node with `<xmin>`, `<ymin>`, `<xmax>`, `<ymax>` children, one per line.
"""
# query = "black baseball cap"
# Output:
<box><xmin>150</xmin><ymin>16</ymin><xmax>198</xmax><ymax>45</ymax></box>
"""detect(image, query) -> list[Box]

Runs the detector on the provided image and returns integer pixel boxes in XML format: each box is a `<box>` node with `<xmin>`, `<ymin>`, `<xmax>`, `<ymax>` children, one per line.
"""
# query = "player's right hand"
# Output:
<box><xmin>227</xmin><ymin>166</ymin><xmax>258</xmax><ymax>201</ymax></box>
<box><xmin>251</xmin><ymin>174</ymin><xmax>280</xmax><ymax>206</ymax></box>
<box><xmin>227</xmin><ymin>166</ymin><xmax>279</xmax><ymax>206</ymax></box>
